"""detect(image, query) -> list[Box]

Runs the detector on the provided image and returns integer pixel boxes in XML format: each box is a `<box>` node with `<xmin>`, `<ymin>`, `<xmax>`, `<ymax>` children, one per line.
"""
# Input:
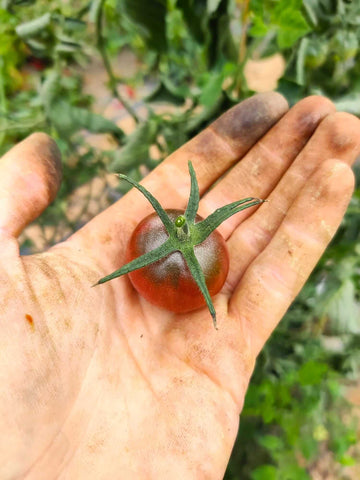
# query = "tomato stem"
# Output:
<box><xmin>175</xmin><ymin>216</ymin><xmax>190</xmax><ymax>241</ymax></box>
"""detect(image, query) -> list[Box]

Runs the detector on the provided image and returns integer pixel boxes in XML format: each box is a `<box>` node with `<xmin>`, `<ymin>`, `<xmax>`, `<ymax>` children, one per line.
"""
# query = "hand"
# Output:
<box><xmin>1</xmin><ymin>93</ymin><xmax>359</xmax><ymax>480</ymax></box>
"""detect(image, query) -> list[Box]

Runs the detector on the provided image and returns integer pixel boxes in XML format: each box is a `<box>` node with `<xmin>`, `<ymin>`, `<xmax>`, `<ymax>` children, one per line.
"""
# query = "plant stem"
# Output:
<box><xmin>175</xmin><ymin>221</ymin><xmax>190</xmax><ymax>242</ymax></box>
<box><xmin>0</xmin><ymin>57</ymin><xmax>7</xmax><ymax>145</ymax></box>
<box><xmin>95</xmin><ymin>0</ymin><xmax>139</xmax><ymax>124</ymax></box>
<box><xmin>238</xmin><ymin>0</ymin><xmax>250</xmax><ymax>63</ymax></box>
<box><xmin>0</xmin><ymin>117</ymin><xmax>46</xmax><ymax>133</ymax></box>
<box><xmin>235</xmin><ymin>0</ymin><xmax>251</xmax><ymax>93</ymax></box>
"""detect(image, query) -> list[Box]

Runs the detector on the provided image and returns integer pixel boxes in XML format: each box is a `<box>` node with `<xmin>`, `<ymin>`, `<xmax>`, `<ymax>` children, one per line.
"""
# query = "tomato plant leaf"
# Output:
<box><xmin>251</xmin><ymin>465</ymin><xmax>278</xmax><ymax>480</ymax></box>
<box><xmin>207</xmin><ymin>0</ymin><xmax>222</xmax><ymax>16</ymax></box>
<box><xmin>121</xmin><ymin>0</ymin><xmax>167</xmax><ymax>51</ymax></box>
<box><xmin>109</xmin><ymin>120</ymin><xmax>158</xmax><ymax>171</ymax></box>
<box><xmin>276</xmin><ymin>7</ymin><xmax>310</xmax><ymax>49</ymax></box>
<box><xmin>296</xmin><ymin>37</ymin><xmax>309</xmax><ymax>86</ymax></box>
<box><xmin>48</xmin><ymin>100</ymin><xmax>125</xmax><ymax>140</ymax></box>
<box><xmin>199</xmin><ymin>72</ymin><xmax>224</xmax><ymax>107</ymax></box>
<box><xmin>145</xmin><ymin>80</ymin><xmax>186</xmax><ymax>105</ymax></box>
<box><xmin>15</xmin><ymin>13</ymin><xmax>51</xmax><ymax>38</ymax></box>
<box><xmin>334</xmin><ymin>93</ymin><xmax>360</xmax><ymax>116</ymax></box>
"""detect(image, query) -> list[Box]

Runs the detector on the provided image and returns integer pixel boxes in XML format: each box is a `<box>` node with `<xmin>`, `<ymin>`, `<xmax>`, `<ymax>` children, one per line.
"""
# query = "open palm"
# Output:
<box><xmin>1</xmin><ymin>92</ymin><xmax>360</xmax><ymax>480</ymax></box>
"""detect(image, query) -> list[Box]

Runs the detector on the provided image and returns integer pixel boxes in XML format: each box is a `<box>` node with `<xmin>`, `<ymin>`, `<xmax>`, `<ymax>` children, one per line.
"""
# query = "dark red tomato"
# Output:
<box><xmin>126</xmin><ymin>209</ymin><xmax>229</xmax><ymax>313</ymax></box>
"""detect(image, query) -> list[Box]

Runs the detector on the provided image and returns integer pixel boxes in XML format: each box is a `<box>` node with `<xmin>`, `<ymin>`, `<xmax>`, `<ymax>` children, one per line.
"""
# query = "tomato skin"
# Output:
<box><xmin>126</xmin><ymin>209</ymin><xmax>229</xmax><ymax>313</ymax></box>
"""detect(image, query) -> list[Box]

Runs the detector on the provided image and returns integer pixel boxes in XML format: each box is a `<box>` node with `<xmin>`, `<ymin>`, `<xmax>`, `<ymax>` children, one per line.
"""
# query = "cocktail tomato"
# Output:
<box><xmin>95</xmin><ymin>161</ymin><xmax>264</xmax><ymax>328</ymax></box>
<box><xmin>126</xmin><ymin>209</ymin><xmax>229</xmax><ymax>313</ymax></box>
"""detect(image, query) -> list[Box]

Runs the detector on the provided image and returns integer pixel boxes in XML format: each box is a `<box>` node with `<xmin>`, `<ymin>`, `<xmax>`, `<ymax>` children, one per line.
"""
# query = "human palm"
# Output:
<box><xmin>1</xmin><ymin>92</ymin><xmax>359</xmax><ymax>479</ymax></box>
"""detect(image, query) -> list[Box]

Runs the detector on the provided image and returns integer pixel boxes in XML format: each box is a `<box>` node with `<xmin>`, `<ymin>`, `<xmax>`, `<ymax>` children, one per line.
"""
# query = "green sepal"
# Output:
<box><xmin>94</xmin><ymin>238</ymin><xmax>174</xmax><ymax>285</ymax></box>
<box><xmin>193</xmin><ymin>198</ymin><xmax>266</xmax><ymax>245</ymax></box>
<box><xmin>182</xmin><ymin>245</ymin><xmax>218</xmax><ymax>329</ymax></box>
<box><xmin>117</xmin><ymin>173</ymin><xmax>175</xmax><ymax>236</ymax></box>
<box><xmin>184</xmin><ymin>160</ymin><xmax>200</xmax><ymax>224</ymax></box>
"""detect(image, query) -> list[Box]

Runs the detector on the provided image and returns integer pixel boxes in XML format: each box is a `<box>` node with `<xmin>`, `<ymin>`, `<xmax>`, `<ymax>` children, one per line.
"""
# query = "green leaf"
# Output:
<box><xmin>251</xmin><ymin>465</ymin><xmax>277</xmax><ymax>480</ymax></box>
<box><xmin>334</xmin><ymin>93</ymin><xmax>360</xmax><ymax>116</ymax></box>
<box><xmin>315</xmin><ymin>266</ymin><xmax>360</xmax><ymax>334</ymax></box>
<box><xmin>121</xmin><ymin>0</ymin><xmax>167</xmax><ymax>51</ymax></box>
<box><xmin>199</xmin><ymin>73</ymin><xmax>223</xmax><ymax>107</ymax></box>
<box><xmin>63</xmin><ymin>17</ymin><xmax>86</xmax><ymax>32</ymax></box>
<box><xmin>327</xmin><ymin>279</ymin><xmax>360</xmax><ymax>334</ymax></box>
<box><xmin>40</xmin><ymin>70</ymin><xmax>60</xmax><ymax>109</ymax></box>
<box><xmin>331</xmin><ymin>30</ymin><xmax>359</xmax><ymax>61</ymax></box>
<box><xmin>109</xmin><ymin>120</ymin><xmax>158</xmax><ymax>171</ymax></box>
<box><xmin>15</xmin><ymin>12</ymin><xmax>51</xmax><ymax>38</ymax></box>
<box><xmin>4</xmin><ymin>0</ymin><xmax>36</xmax><ymax>9</ymax></box>
<box><xmin>302</xmin><ymin>0</ymin><xmax>318</xmax><ymax>26</ymax></box>
<box><xmin>281</xmin><ymin>464</ymin><xmax>311</xmax><ymax>480</ymax></box>
<box><xmin>185</xmin><ymin>94</ymin><xmax>225</xmax><ymax>134</ymax></box>
<box><xmin>25</xmin><ymin>38</ymin><xmax>47</xmax><ymax>52</ymax></box>
<box><xmin>207</xmin><ymin>0</ymin><xmax>222</xmax><ymax>15</ymax></box>
<box><xmin>339</xmin><ymin>454</ymin><xmax>356</xmax><ymax>466</ymax></box>
<box><xmin>296</xmin><ymin>37</ymin><xmax>309</xmax><ymax>86</ymax></box>
<box><xmin>298</xmin><ymin>360</ymin><xmax>328</xmax><ymax>386</ymax></box>
<box><xmin>49</xmin><ymin>100</ymin><xmax>124</xmax><ymax>139</ymax></box>
<box><xmin>55</xmin><ymin>41</ymin><xmax>81</xmax><ymax>53</ymax></box>
<box><xmin>89</xmin><ymin>0</ymin><xmax>104</xmax><ymax>22</ymax></box>
<box><xmin>146</xmin><ymin>80</ymin><xmax>186</xmax><ymax>106</ymax></box>
<box><xmin>276</xmin><ymin>78</ymin><xmax>303</xmax><ymax>106</ymax></box>
<box><xmin>304</xmin><ymin>37</ymin><xmax>328</xmax><ymax>68</ymax></box>
<box><xmin>258</xmin><ymin>434</ymin><xmax>284</xmax><ymax>453</ymax></box>
<box><xmin>276</xmin><ymin>8</ymin><xmax>310</xmax><ymax>48</ymax></box>
<box><xmin>249</xmin><ymin>15</ymin><xmax>269</xmax><ymax>38</ymax></box>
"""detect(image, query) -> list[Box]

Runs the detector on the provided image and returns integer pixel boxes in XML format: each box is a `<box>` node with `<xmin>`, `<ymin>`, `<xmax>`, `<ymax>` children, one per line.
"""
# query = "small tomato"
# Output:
<box><xmin>95</xmin><ymin>162</ymin><xmax>264</xmax><ymax>328</ymax></box>
<box><xmin>126</xmin><ymin>209</ymin><xmax>229</xmax><ymax>313</ymax></box>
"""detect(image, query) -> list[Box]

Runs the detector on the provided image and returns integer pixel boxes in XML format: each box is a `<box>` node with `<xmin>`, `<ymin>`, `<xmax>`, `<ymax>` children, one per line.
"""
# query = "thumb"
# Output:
<box><xmin>0</xmin><ymin>133</ymin><xmax>62</xmax><ymax>238</ymax></box>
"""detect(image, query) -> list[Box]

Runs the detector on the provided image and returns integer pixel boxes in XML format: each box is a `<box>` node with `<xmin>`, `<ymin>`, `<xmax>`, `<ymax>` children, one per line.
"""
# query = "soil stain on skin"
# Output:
<box><xmin>211</xmin><ymin>92</ymin><xmax>288</xmax><ymax>153</ymax></box>
<box><xmin>25</xmin><ymin>314</ymin><xmax>35</xmax><ymax>331</ymax></box>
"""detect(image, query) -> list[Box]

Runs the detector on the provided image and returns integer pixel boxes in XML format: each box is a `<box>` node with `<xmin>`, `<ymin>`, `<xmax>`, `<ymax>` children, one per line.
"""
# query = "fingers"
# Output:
<box><xmin>74</xmin><ymin>92</ymin><xmax>288</xmax><ymax>263</ymax></box>
<box><xmin>198</xmin><ymin>95</ymin><xmax>336</xmax><ymax>237</ymax></box>
<box><xmin>229</xmin><ymin>159</ymin><xmax>355</xmax><ymax>357</ymax></box>
<box><xmin>224</xmin><ymin>111</ymin><xmax>360</xmax><ymax>291</ymax></box>
<box><xmin>0</xmin><ymin>133</ymin><xmax>62</xmax><ymax>239</ymax></box>
<box><xmin>131</xmin><ymin>92</ymin><xmax>288</xmax><ymax>209</ymax></box>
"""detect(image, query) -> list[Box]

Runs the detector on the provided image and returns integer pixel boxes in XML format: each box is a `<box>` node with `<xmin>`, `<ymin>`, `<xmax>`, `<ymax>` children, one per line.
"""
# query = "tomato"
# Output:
<box><xmin>95</xmin><ymin>161</ymin><xmax>263</xmax><ymax>328</ymax></box>
<box><xmin>126</xmin><ymin>209</ymin><xmax>229</xmax><ymax>313</ymax></box>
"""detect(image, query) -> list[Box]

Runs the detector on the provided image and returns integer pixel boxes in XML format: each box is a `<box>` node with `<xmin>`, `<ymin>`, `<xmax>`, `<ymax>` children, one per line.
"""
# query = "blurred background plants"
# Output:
<box><xmin>1</xmin><ymin>0</ymin><xmax>360</xmax><ymax>477</ymax></box>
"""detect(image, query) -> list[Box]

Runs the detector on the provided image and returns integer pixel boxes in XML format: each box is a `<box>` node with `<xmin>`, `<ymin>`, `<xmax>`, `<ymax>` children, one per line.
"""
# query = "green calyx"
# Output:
<box><xmin>94</xmin><ymin>161</ymin><xmax>265</xmax><ymax>329</ymax></box>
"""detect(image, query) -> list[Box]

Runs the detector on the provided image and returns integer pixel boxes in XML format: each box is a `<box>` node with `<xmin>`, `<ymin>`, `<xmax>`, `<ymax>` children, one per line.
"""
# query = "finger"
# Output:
<box><xmin>74</xmin><ymin>92</ymin><xmax>288</xmax><ymax>262</ymax></box>
<box><xmin>229</xmin><ymin>159</ymin><xmax>355</xmax><ymax>357</ymax></box>
<box><xmin>0</xmin><ymin>133</ymin><xmax>62</xmax><ymax>239</ymax></box>
<box><xmin>197</xmin><ymin>95</ymin><xmax>336</xmax><ymax>237</ymax></box>
<box><xmin>225</xmin><ymin>111</ymin><xmax>360</xmax><ymax>291</ymax></box>
<box><xmin>124</xmin><ymin>92</ymin><xmax>288</xmax><ymax>210</ymax></box>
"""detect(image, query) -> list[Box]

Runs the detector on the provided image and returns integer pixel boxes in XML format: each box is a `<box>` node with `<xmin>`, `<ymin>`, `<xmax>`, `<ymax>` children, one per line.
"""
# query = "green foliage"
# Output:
<box><xmin>1</xmin><ymin>0</ymin><xmax>360</xmax><ymax>476</ymax></box>
<box><xmin>250</xmin><ymin>0</ymin><xmax>310</xmax><ymax>49</ymax></box>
